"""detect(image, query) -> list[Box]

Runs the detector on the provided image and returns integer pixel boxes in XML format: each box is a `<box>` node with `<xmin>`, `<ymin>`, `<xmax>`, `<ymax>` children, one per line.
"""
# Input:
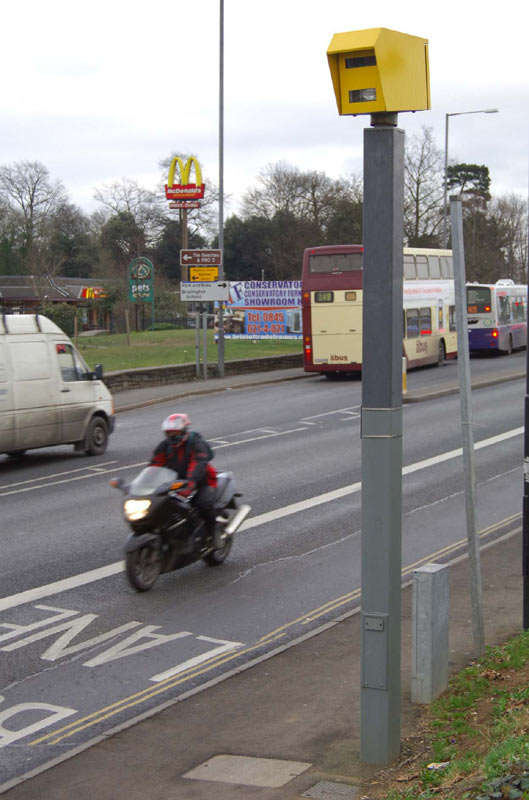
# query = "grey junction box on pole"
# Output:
<box><xmin>411</xmin><ymin>563</ymin><xmax>449</xmax><ymax>704</ymax></box>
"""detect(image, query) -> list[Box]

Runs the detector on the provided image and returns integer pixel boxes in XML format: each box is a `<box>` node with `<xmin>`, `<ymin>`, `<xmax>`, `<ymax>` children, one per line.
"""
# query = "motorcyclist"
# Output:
<box><xmin>150</xmin><ymin>413</ymin><xmax>220</xmax><ymax>548</ymax></box>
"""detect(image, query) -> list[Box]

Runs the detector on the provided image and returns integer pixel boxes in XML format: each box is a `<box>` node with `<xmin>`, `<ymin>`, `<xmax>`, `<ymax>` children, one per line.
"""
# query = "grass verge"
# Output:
<box><xmin>75</xmin><ymin>329</ymin><xmax>301</xmax><ymax>372</ymax></box>
<box><xmin>365</xmin><ymin>631</ymin><xmax>529</xmax><ymax>800</ymax></box>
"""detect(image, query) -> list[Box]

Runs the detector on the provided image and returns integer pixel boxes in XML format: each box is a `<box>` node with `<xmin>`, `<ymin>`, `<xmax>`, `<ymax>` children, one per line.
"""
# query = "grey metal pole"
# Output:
<box><xmin>217</xmin><ymin>0</ymin><xmax>225</xmax><ymax>378</ymax></box>
<box><xmin>195</xmin><ymin>308</ymin><xmax>200</xmax><ymax>379</ymax></box>
<box><xmin>443</xmin><ymin>114</ymin><xmax>449</xmax><ymax>247</ymax></box>
<box><xmin>450</xmin><ymin>194</ymin><xmax>485</xmax><ymax>656</ymax></box>
<box><xmin>360</xmin><ymin>117</ymin><xmax>404</xmax><ymax>765</ymax></box>
<box><xmin>202</xmin><ymin>304</ymin><xmax>208</xmax><ymax>380</ymax></box>
<box><xmin>522</xmin><ymin>162</ymin><xmax>529</xmax><ymax>631</ymax></box>
<box><xmin>524</xmin><ymin>162</ymin><xmax>529</xmax><ymax>631</ymax></box>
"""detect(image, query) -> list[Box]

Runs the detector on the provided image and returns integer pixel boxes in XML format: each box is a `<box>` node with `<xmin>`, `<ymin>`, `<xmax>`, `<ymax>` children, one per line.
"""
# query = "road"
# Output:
<box><xmin>0</xmin><ymin>351</ymin><xmax>526</xmax><ymax>787</ymax></box>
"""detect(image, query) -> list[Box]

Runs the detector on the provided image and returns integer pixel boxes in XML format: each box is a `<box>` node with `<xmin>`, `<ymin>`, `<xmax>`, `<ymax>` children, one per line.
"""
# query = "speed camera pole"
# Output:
<box><xmin>326</xmin><ymin>26</ymin><xmax>431</xmax><ymax>765</ymax></box>
<box><xmin>360</xmin><ymin>117</ymin><xmax>404</xmax><ymax>764</ymax></box>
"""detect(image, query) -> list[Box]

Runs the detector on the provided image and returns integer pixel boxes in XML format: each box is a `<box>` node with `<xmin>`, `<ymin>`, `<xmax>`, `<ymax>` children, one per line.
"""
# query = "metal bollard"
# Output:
<box><xmin>411</xmin><ymin>563</ymin><xmax>449</xmax><ymax>704</ymax></box>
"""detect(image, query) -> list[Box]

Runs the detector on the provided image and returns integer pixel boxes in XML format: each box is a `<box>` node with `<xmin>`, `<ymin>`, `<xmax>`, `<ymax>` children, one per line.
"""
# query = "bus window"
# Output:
<box><xmin>403</xmin><ymin>255</ymin><xmax>416</xmax><ymax>279</ymax></box>
<box><xmin>513</xmin><ymin>296</ymin><xmax>525</xmax><ymax>322</ymax></box>
<box><xmin>406</xmin><ymin>309</ymin><xmax>419</xmax><ymax>338</ymax></box>
<box><xmin>345</xmin><ymin>291</ymin><xmax>357</xmax><ymax>301</ymax></box>
<box><xmin>449</xmin><ymin>305</ymin><xmax>456</xmax><ymax>331</ymax></box>
<box><xmin>428</xmin><ymin>256</ymin><xmax>441</xmax><ymax>278</ymax></box>
<box><xmin>309</xmin><ymin>252</ymin><xmax>363</xmax><ymax>273</ymax></box>
<box><xmin>314</xmin><ymin>291</ymin><xmax>334</xmax><ymax>303</ymax></box>
<box><xmin>498</xmin><ymin>295</ymin><xmax>511</xmax><ymax>324</ymax></box>
<box><xmin>467</xmin><ymin>287</ymin><xmax>492</xmax><ymax>313</ymax></box>
<box><xmin>419</xmin><ymin>308</ymin><xmax>432</xmax><ymax>335</ymax></box>
<box><xmin>416</xmin><ymin>256</ymin><xmax>429</xmax><ymax>279</ymax></box>
<box><xmin>441</xmin><ymin>256</ymin><xmax>453</xmax><ymax>278</ymax></box>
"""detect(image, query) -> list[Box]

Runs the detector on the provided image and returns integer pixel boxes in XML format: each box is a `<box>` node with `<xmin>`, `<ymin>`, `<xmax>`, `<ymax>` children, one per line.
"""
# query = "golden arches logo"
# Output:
<box><xmin>165</xmin><ymin>156</ymin><xmax>205</xmax><ymax>201</ymax></box>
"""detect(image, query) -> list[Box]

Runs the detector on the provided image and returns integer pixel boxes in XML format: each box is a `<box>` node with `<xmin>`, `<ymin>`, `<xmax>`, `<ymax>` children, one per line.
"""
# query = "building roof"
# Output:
<box><xmin>0</xmin><ymin>275</ymin><xmax>107</xmax><ymax>302</ymax></box>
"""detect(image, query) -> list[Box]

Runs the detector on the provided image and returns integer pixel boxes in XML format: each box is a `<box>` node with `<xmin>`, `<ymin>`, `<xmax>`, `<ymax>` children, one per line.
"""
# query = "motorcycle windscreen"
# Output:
<box><xmin>128</xmin><ymin>466</ymin><xmax>177</xmax><ymax>496</ymax></box>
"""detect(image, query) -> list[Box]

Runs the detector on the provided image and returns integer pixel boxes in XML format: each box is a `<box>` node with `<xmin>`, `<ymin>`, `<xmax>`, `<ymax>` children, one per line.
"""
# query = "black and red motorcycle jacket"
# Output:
<box><xmin>150</xmin><ymin>432</ymin><xmax>216</xmax><ymax>494</ymax></box>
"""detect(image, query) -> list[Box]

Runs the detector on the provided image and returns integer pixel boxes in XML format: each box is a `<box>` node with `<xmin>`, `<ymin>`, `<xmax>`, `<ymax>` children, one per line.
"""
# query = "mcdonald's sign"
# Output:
<box><xmin>165</xmin><ymin>156</ymin><xmax>205</xmax><ymax>201</ymax></box>
<box><xmin>80</xmin><ymin>287</ymin><xmax>106</xmax><ymax>299</ymax></box>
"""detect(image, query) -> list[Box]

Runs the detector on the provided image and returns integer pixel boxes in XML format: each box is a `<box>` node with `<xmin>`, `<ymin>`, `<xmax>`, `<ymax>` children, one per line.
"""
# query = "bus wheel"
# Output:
<box><xmin>437</xmin><ymin>340</ymin><xmax>446</xmax><ymax>365</ymax></box>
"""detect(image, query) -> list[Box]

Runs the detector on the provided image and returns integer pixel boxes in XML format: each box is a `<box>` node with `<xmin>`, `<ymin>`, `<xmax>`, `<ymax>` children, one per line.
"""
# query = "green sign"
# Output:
<box><xmin>129</xmin><ymin>281</ymin><xmax>153</xmax><ymax>302</ymax></box>
<box><xmin>129</xmin><ymin>257</ymin><xmax>154</xmax><ymax>303</ymax></box>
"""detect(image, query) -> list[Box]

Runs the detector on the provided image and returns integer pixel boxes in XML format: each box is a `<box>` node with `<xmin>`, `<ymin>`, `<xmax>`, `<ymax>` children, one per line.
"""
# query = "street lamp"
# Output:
<box><xmin>442</xmin><ymin>108</ymin><xmax>498</xmax><ymax>246</ymax></box>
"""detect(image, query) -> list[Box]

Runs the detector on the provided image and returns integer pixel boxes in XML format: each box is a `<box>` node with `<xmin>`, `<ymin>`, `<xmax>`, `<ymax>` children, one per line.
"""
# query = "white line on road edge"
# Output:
<box><xmin>0</xmin><ymin>426</ymin><xmax>522</xmax><ymax>613</ymax></box>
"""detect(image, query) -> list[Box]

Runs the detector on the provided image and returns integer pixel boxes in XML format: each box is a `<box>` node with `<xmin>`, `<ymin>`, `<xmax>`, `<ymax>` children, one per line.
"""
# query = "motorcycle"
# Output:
<box><xmin>110</xmin><ymin>466</ymin><xmax>251</xmax><ymax>592</ymax></box>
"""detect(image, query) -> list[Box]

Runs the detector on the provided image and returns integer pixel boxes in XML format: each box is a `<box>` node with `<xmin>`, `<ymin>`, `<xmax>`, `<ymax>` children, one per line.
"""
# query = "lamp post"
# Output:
<box><xmin>442</xmin><ymin>108</ymin><xmax>498</xmax><ymax>246</ymax></box>
<box><xmin>217</xmin><ymin>0</ymin><xmax>225</xmax><ymax>378</ymax></box>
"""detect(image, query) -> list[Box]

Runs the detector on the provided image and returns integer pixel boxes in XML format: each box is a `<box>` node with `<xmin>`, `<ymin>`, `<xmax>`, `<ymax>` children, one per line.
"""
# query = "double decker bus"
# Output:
<box><xmin>466</xmin><ymin>280</ymin><xmax>527</xmax><ymax>355</ymax></box>
<box><xmin>301</xmin><ymin>245</ymin><xmax>457</xmax><ymax>377</ymax></box>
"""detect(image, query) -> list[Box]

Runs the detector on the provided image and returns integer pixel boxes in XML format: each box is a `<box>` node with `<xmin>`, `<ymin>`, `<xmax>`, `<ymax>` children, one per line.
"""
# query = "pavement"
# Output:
<box><xmin>2</xmin><ymin>364</ymin><xmax>527</xmax><ymax>799</ymax></box>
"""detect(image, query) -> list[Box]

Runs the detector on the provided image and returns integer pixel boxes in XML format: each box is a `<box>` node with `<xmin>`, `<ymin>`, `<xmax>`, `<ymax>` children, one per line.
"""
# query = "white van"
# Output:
<box><xmin>0</xmin><ymin>314</ymin><xmax>115</xmax><ymax>457</ymax></box>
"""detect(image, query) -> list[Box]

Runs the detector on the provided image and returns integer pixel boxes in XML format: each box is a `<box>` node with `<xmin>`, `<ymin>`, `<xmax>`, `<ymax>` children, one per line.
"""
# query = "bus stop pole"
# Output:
<box><xmin>360</xmin><ymin>116</ymin><xmax>404</xmax><ymax>764</ymax></box>
<box><xmin>450</xmin><ymin>195</ymin><xmax>485</xmax><ymax>656</ymax></box>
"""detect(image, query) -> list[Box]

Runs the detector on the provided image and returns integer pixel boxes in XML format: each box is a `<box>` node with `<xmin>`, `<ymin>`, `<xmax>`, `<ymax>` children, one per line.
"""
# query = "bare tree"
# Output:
<box><xmin>490</xmin><ymin>193</ymin><xmax>528</xmax><ymax>283</ymax></box>
<box><xmin>93</xmin><ymin>177</ymin><xmax>164</xmax><ymax>247</ymax></box>
<box><xmin>0</xmin><ymin>160</ymin><xmax>68</xmax><ymax>275</ymax></box>
<box><xmin>241</xmin><ymin>161</ymin><xmax>360</xmax><ymax>237</ymax></box>
<box><xmin>404</xmin><ymin>127</ymin><xmax>444</xmax><ymax>246</ymax></box>
<box><xmin>241</xmin><ymin>162</ymin><xmax>308</xmax><ymax>220</ymax></box>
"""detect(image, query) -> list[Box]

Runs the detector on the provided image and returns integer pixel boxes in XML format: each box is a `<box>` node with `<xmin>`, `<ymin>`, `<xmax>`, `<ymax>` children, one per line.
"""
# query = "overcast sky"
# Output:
<box><xmin>1</xmin><ymin>0</ymin><xmax>527</xmax><ymax>222</ymax></box>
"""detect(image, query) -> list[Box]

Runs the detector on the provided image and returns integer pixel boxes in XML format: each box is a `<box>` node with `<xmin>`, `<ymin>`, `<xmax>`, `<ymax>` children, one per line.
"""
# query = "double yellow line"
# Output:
<box><xmin>32</xmin><ymin>511</ymin><xmax>520</xmax><ymax>746</ymax></box>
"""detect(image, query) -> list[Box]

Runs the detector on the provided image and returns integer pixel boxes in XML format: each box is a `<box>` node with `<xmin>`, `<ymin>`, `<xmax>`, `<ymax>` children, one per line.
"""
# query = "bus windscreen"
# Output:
<box><xmin>309</xmin><ymin>252</ymin><xmax>363</xmax><ymax>273</ymax></box>
<box><xmin>467</xmin><ymin>287</ymin><xmax>492</xmax><ymax>314</ymax></box>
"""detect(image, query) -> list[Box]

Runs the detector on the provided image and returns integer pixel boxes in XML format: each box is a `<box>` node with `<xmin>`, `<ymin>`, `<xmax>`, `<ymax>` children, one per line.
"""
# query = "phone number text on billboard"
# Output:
<box><xmin>223</xmin><ymin>334</ymin><xmax>302</xmax><ymax>340</ymax></box>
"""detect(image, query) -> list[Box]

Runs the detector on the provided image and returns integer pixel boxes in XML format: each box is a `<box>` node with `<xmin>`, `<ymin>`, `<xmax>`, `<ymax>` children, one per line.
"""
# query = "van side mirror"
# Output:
<box><xmin>94</xmin><ymin>364</ymin><xmax>104</xmax><ymax>380</ymax></box>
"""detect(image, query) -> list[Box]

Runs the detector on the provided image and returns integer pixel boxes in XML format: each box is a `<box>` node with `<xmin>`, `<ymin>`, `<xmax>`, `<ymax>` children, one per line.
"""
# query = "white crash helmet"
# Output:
<box><xmin>162</xmin><ymin>413</ymin><xmax>191</xmax><ymax>444</ymax></box>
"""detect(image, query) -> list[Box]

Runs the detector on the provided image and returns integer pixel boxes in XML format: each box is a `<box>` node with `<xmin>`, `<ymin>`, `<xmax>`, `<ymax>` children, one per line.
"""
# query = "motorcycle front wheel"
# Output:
<box><xmin>125</xmin><ymin>544</ymin><xmax>161</xmax><ymax>591</ymax></box>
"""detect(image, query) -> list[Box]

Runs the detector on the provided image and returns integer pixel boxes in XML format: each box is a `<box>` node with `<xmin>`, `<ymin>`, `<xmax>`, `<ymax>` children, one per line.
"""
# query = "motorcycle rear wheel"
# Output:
<box><xmin>125</xmin><ymin>544</ymin><xmax>161</xmax><ymax>591</ymax></box>
<box><xmin>202</xmin><ymin>533</ymin><xmax>232</xmax><ymax>566</ymax></box>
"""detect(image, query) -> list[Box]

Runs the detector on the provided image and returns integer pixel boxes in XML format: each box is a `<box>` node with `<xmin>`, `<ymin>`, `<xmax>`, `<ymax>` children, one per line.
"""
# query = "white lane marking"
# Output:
<box><xmin>0</xmin><ymin>429</ymin><xmax>309</xmax><ymax>497</ymax></box>
<box><xmin>0</xmin><ymin>699</ymin><xmax>77</xmax><ymax>748</ymax></box>
<box><xmin>301</xmin><ymin>406</ymin><xmax>361</xmax><ymax>421</ymax></box>
<box><xmin>212</xmin><ymin>427</ymin><xmax>308</xmax><ymax>448</ymax></box>
<box><xmin>0</xmin><ymin>564</ymin><xmax>125</xmax><ymax>613</ymax></box>
<box><xmin>0</xmin><ymin>426</ymin><xmax>523</xmax><ymax>613</ymax></box>
<box><xmin>150</xmin><ymin>636</ymin><xmax>244</xmax><ymax>682</ymax></box>
<box><xmin>0</xmin><ymin>461</ymin><xmax>119</xmax><ymax>490</ymax></box>
<box><xmin>0</xmin><ymin>462</ymin><xmax>147</xmax><ymax>497</ymax></box>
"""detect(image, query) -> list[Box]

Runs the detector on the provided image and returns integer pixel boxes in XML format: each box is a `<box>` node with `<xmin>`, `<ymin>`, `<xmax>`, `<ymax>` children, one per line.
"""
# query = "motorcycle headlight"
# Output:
<box><xmin>124</xmin><ymin>499</ymin><xmax>151</xmax><ymax>521</ymax></box>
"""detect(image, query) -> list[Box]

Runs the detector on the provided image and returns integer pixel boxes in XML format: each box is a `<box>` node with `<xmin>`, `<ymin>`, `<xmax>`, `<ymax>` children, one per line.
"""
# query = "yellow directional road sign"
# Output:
<box><xmin>190</xmin><ymin>266</ymin><xmax>219</xmax><ymax>282</ymax></box>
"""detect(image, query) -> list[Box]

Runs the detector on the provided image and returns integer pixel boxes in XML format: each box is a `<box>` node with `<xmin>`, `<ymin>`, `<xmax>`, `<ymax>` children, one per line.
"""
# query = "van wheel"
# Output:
<box><xmin>6</xmin><ymin>450</ymin><xmax>27</xmax><ymax>458</ymax></box>
<box><xmin>84</xmin><ymin>417</ymin><xmax>109</xmax><ymax>456</ymax></box>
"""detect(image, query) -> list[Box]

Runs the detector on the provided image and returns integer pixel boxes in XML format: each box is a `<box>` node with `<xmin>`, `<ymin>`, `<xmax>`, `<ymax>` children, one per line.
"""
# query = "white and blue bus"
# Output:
<box><xmin>466</xmin><ymin>280</ymin><xmax>527</xmax><ymax>354</ymax></box>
